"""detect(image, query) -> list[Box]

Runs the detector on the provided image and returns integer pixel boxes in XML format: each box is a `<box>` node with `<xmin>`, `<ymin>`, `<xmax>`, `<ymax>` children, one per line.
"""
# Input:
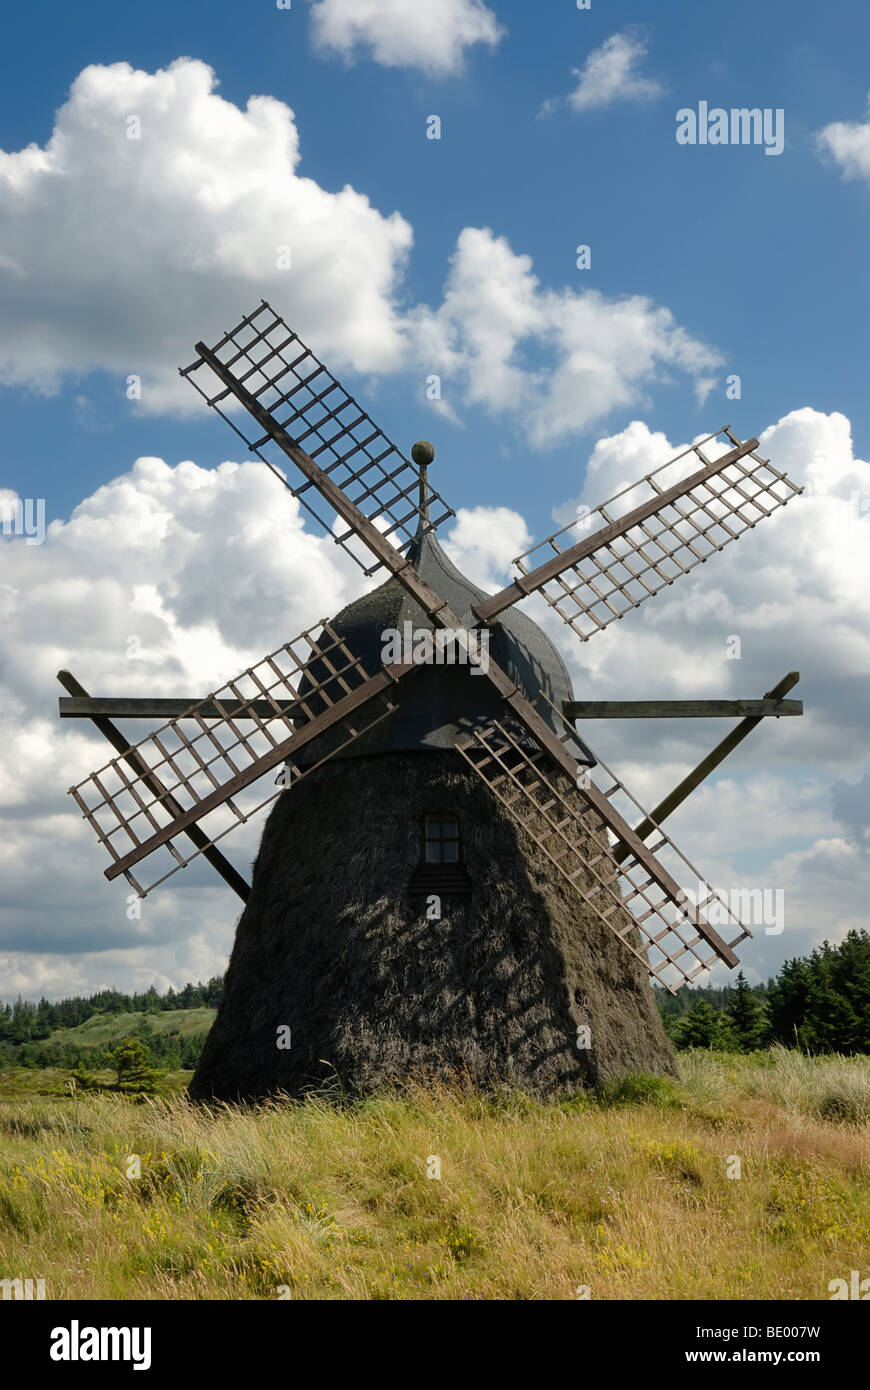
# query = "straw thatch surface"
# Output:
<box><xmin>190</xmin><ymin>752</ymin><xmax>676</xmax><ymax>1102</ymax></box>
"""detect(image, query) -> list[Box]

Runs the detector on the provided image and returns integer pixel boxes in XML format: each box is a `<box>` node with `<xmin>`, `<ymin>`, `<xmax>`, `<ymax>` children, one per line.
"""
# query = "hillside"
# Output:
<box><xmin>45</xmin><ymin>1007</ymin><xmax>216</xmax><ymax>1049</ymax></box>
<box><xmin>0</xmin><ymin>1005</ymin><xmax>216</xmax><ymax>1074</ymax></box>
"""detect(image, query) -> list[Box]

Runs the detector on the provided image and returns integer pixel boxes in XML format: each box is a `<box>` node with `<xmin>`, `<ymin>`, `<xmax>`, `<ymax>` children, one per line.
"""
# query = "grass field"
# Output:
<box><xmin>0</xmin><ymin>1046</ymin><xmax>868</xmax><ymax>1300</ymax></box>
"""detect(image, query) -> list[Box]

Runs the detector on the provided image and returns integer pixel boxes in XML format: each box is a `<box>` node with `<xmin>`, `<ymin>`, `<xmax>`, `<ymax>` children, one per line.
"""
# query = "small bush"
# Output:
<box><xmin>595</xmin><ymin>1073</ymin><xmax>682</xmax><ymax>1109</ymax></box>
<box><xmin>816</xmin><ymin>1088</ymin><xmax>870</xmax><ymax>1125</ymax></box>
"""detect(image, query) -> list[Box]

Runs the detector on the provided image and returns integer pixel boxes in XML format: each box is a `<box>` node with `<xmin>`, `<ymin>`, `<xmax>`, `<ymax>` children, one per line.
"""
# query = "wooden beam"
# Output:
<box><xmin>472</xmin><ymin>436</ymin><xmax>759</xmax><ymax>624</ymax></box>
<box><xmin>57</xmin><ymin>671</ymin><xmax>251</xmax><ymax>902</ymax></box>
<box><xmin>563</xmin><ymin>698</ymin><xmax>802</xmax><ymax>720</ymax></box>
<box><xmin>60</xmin><ymin>697</ymin><xmax>298</xmax><ymax>721</ymax></box>
<box><xmin>613</xmin><ymin>672</ymin><xmax>801</xmax><ymax>865</ymax></box>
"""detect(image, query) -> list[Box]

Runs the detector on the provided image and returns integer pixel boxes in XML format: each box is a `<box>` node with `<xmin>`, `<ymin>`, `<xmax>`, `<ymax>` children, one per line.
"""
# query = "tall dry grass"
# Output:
<box><xmin>0</xmin><ymin>1049</ymin><xmax>867</xmax><ymax>1300</ymax></box>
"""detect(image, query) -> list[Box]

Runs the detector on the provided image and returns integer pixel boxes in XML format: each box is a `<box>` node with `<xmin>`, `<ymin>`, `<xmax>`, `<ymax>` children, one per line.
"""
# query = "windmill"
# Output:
<box><xmin>58</xmin><ymin>300</ymin><xmax>803</xmax><ymax>1099</ymax></box>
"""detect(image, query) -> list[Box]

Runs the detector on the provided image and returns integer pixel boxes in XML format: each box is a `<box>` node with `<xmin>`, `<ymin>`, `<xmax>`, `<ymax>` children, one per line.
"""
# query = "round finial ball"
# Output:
<box><xmin>411</xmin><ymin>440</ymin><xmax>435</xmax><ymax>466</ymax></box>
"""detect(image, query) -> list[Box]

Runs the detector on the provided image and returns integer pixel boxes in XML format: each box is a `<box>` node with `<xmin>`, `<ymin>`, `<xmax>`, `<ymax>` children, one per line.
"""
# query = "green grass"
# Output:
<box><xmin>0</xmin><ymin>1048</ymin><xmax>867</xmax><ymax>1300</ymax></box>
<box><xmin>0</xmin><ymin>1067</ymin><xmax>194</xmax><ymax>1100</ymax></box>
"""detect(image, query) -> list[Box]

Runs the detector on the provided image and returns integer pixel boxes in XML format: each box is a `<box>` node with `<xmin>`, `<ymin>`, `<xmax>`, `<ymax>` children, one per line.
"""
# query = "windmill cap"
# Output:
<box><xmin>296</xmin><ymin>526</ymin><xmax>579</xmax><ymax>763</ymax></box>
<box><xmin>411</xmin><ymin>440</ymin><xmax>435</xmax><ymax>466</ymax></box>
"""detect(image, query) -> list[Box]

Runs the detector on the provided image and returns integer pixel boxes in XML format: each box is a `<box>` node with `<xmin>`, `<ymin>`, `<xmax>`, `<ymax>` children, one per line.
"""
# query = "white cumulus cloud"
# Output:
<box><xmin>0</xmin><ymin>58</ymin><xmax>413</xmax><ymax>411</ymax></box>
<box><xmin>309</xmin><ymin>0</ymin><xmax>504</xmax><ymax>76</ymax></box>
<box><xmin>410</xmin><ymin>227</ymin><xmax>722</xmax><ymax>446</ymax></box>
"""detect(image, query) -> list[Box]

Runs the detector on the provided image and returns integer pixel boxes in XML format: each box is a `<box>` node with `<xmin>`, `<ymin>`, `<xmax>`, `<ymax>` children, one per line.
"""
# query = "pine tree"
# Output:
<box><xmin>34</xmin><ymin>997</ymin><xmax>54</xmax><ymax>1041</ymax></box>
<box><xmin>11</xmin><ymin>996</ymin><xmax>37</xmax><ymax>1043</ymax></box>
<box><xmin>828</xmin><ymin>929</ymin><xmax>870</xmax><ymax>1052</ymax></box>
<box><xmin>672</xmin><ymin>999</ymin><xmax>736</xmax><ymax>1050</ymax></box>
<box><xmin>110</xmin><ymin>1037</ymin><xmax>158</xmax><ymax>1095</ymax></box>
<box><xmin>767</xmin><ymin>930</ymin><xmax>870</xmax><ymax>1053</ymax></box>
<box><xmin>768</xmin><ymin>955</ymin><xmax>812</xmax><ymax>1045</ymax></box>
<box><xmin>727</xmin><ymin>971</ymin><xmax>769</xmax><ymax>1051</ymax></box>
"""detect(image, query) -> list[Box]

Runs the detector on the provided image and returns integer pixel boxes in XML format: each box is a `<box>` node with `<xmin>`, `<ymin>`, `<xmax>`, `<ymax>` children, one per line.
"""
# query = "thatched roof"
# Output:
<box><xmin>190</xmin><ymin>753</ymin><xmax>676</xmax><ymax>1103</ymax></box>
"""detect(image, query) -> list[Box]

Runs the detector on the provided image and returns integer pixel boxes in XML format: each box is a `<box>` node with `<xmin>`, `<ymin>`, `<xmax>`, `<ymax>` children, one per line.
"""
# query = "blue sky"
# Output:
<box><xmin>1</xmin><ymin>0</ymin><xmax>869</xmax><ymax>999</ymax></box>
<box><xmin>2</xmin><ymin>0</ymin><xmax>868</xmax><ymax>529</ymax></box>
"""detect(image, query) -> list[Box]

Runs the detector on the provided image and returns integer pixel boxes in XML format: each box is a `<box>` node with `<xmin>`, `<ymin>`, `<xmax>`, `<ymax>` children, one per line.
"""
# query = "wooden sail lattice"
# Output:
<box><xmin>68</xmin><ymin>623</ymin><xmax>397</xmax><ymax>896</ymax></box>
<box><xmin>505</xmin><ymin>428</ymin><xmax>802</xmax><ymax>641</ymax></box>
<box><xmin>456</xmin><ymin>707</ymin><xmax>751</xmax><ymax>991</ymax></box>
<box><xmin>180</xmin><ymin>301</ymin><xmax>454</xmax><ymax>575</ymax></box>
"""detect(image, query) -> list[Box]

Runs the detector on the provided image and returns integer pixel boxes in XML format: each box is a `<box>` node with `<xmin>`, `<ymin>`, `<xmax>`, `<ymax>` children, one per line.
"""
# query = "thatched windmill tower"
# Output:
<box><xmin>190</xmin><ymin>498</ymin><xmax>676</xmax><ymax>1100</ymax></box>
<box><xmin>60</xmin><ymin>302</ymin><xmax>804</xmax><ymax>1102</ymax></box>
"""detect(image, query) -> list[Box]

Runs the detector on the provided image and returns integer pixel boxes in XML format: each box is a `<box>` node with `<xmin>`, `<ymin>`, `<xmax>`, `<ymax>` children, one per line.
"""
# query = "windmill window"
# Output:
<box><xmin>423</xmin><ymin>816</ymin><xmax>460</xmax><ymax>864</ymax></box>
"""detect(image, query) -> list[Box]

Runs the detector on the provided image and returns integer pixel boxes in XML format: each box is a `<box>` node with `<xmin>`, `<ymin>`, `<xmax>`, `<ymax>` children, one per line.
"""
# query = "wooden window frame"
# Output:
<box><xmin>422</xmin><ymin>813</ymin><xmax>461</xmax><ymax>865</ymax></box>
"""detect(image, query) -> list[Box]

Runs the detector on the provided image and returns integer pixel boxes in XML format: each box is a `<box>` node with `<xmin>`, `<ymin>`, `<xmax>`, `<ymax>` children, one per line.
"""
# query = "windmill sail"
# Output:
<box><xmin>456</xmin><ymin>699</ymin><xmax>751</xmax><ymax>992</ymax></box>
<box><xmin>171</xmin><ymin>306</ymin><xmax>769</xmax><ymax>992</ymax></box>
<box><xmin>473</xmin><ymin>428</ymin><xmax>803</xmax><ymax>639</ymax></box>
<box><xmin>68</xmin><ymin>622</ymin><xmax>400</xmax><ymax>896</ymax></box>
<box><xmin>180</xmin><ymin>301</ymin><xmax>454</xmax><ymax>575</ymax></box>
